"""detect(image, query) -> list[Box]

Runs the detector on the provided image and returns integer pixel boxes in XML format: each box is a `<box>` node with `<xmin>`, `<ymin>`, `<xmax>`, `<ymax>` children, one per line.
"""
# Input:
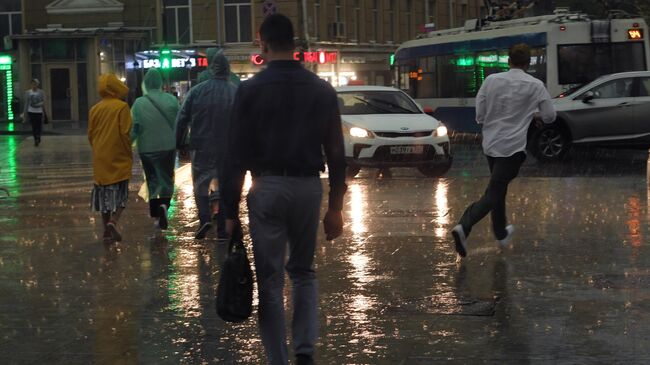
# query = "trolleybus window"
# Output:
<box><xmin>558</xmin><ymin>43</ymin><xmax>646</xmax><ymax>85</ymax></box>
<box><xmin>402</xmin><ymin>47</ymin><xmax>546</xmax><ymax>99</ymax></box>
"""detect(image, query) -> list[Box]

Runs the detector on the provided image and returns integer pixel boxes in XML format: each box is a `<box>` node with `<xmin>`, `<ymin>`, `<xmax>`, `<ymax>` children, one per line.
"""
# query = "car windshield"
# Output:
<box><xmin>337</xmin><ymin>90</ymin><xmax>421</xmax><ymax>115</ymax></box>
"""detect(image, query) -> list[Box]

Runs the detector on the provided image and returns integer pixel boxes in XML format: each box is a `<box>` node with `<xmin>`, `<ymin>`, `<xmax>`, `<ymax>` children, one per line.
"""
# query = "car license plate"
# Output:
<box><xmin>390</xmin><ymin>146</ymin><xmax>424</xmax><ymax>154</ymax></box>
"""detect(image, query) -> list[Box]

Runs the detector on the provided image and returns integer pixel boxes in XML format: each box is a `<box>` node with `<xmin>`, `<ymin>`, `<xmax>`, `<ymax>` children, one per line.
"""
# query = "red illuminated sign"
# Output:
<box><xmin>628</xmin><ymin>29</ymin><xmax>643</xmax><ymax>40</ymax></box>
<box><xmin>251</xmin><ymin>54</ymin><xmax>265</xmax><ymax>65</ymax></box>
<box><xmin>251</xmin><ymin>51</ymin><xmax>338</xmax><ymax>66</ymax></box>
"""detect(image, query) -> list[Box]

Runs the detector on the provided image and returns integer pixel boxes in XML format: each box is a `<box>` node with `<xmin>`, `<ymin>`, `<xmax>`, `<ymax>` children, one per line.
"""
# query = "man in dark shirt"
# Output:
<box><xmin>222</xmin><ymin>13</ymin><xmax>346</xmax><ymax>365</ymax></box>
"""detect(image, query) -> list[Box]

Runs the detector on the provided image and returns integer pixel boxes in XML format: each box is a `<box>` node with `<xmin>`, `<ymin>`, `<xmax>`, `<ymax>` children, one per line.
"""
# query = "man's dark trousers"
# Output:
<box><xmin>246</xmin><ymin>176</ymin><xmax>322</xmax><ymax>365</ymax></box>
<box><xmin>28</xmin><ymin>112</ymin><xmax>43</xmax><ymax>141</ymax></box>
<box><xmin>459</xmin><ymin>151</ymin><xmax>526</xmax><ymax>240</ymax></box>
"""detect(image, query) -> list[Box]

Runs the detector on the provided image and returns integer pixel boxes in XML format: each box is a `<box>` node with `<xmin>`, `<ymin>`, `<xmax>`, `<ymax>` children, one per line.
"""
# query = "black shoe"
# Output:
<box><xmin>158</xmin><ymin>205</ymin><xmax>168</xmax><ymax>230</ymax></box>
<box><xmin>451</xmin><ymin>224</ymin><xmax>468</xmax><ymax>257</ymax></box>
<box><xmin>34</xmin><ymin>138</ymin><xmax>40</xmax><ymax>146</ymax></box>
<box><xmin>195</xmin><ymin>222</ymin><xmax>212</xmax><ymax>239</ymax></box>
<box><xmin>296</xmin><ymin>354</ymin><xmax>314</xmax><ymax>365</ymax></box>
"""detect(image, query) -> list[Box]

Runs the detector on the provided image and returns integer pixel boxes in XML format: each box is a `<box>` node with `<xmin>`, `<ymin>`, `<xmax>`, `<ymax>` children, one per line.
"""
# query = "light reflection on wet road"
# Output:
<box><xmin>1</xmin><ymin>135</ymin><xmax>650</xmax><ymax>364</ymax></box>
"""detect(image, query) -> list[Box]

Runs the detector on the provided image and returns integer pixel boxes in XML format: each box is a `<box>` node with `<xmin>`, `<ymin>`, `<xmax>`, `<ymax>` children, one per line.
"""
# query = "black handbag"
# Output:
<box><xmin>216</xmin><ymin>223</ymin><xmax>254</xmax><ymax>322</ymax></box>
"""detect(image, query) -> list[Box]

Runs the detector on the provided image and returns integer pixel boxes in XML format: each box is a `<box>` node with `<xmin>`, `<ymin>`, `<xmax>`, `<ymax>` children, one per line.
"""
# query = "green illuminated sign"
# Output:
<box><xmin>456</xmin><ymin>56</ymin><xmax>475</xmax><ymax>67</ymax></box>
<box><xmin>1</xmin><ymin>54</ymin><xmax>14</xmax><ymax>121</ymax></box>
<box><xmin>160</xmin><ymin>48</ymin><xmax>172</xmax><ymax>69</ymax></box>
<box><xmin>477</xmin><ymin>54</ymin><xmax>498</xmax><ymax>64</ymax></box>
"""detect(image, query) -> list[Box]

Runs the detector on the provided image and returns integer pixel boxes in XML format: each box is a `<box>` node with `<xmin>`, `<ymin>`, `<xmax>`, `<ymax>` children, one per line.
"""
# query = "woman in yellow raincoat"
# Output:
<box><xmin>88</xmin><ymin>74</ymin><xmax>132</xmax><ymax>244</ymax></box>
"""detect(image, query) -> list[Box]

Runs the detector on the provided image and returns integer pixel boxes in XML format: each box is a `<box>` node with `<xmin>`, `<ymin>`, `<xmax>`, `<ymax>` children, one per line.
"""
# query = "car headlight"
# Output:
<box><xmin>350</xmin><ymin>127</ymin><xmax>371</xmax><ymax>138</ymax></box>
<box><xmin>436</xmin><ymin>125</ymin><xmax>448</xmax><ymax>137</ymax></box>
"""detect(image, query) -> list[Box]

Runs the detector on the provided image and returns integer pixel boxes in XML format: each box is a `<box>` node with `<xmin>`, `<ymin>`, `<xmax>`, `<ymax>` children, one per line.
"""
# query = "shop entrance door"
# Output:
<box><xmin>46</xmin><ymin>65</ymin><xmax>78</xmax><ymax>121</ymax></box>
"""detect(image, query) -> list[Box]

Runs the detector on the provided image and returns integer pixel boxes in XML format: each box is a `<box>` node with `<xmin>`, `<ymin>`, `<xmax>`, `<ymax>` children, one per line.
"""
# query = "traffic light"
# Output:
<box><xmin>389</xmin><ymin>53</ymin><xmax>395</xmax><ymax>66</ymax></box>
<box><xmin>160</xmin><ymin>48</ymin><xmax>172</xmax><ymax>69</ymax></box>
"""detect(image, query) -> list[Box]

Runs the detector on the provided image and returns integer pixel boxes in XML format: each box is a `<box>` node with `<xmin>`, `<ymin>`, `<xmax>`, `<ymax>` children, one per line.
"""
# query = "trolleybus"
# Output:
<box><xmin>395</xmin><ymin>9</ymin><xmax>650</xmax><ymax>133</ymax></box>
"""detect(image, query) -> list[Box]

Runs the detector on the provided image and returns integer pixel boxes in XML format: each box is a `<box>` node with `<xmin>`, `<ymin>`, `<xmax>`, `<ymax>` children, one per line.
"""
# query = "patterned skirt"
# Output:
<box><xmin>91</xmin><ymin>180</ymin><xmax>129</xmax><ymax>213</ymax></box>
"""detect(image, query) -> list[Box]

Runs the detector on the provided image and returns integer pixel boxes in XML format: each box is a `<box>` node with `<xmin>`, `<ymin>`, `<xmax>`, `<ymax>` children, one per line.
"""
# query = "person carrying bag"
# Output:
<box><xmin>130</xmin><ymin>69</ymin><xmax>180</xmax><ymax>230</ymax></box>
<box><xmin>216</xmin><ymin>221</ymin><xmax>254</xmax><ymax>322</ymax></box>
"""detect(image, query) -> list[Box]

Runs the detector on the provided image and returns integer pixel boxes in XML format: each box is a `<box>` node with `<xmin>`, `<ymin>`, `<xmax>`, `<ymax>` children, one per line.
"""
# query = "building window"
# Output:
<box><xmin>388</xmin><ymin>0</ymin><xmax>395</xmax><ymax>42</ymax></box>
<box><xmin>405</xmin><ymin>0</ymin><xmax>412</xmax><ymax>39</ymax></box>
<box><xmin>449</xmin><ymin>0</ymin><xmax>455</xmax><ymax>28</ymax></box>
<box><xmin>353</xmin><ymin>0</ymin><xmax>361</xmax><ymax>42</ymax></box>
<box><xmin>0</xmin><ymin>0</ymin><xmax>21</xmax><ymax>47</ymax></box>
<box><xmin>335</xmin><ymin>0</ymin><xmax>343</xmax><ymax>22</ymax></box>
<box><xmin>426</xmin><ymin>0</ymin><xmax>436</xmax><ymax>24</ymax></box>
<box><xmin>164</xmin><ymin>0</ymin><xmax>192</xmax><ymax>44</ymax></box>
<box><xmin>313</xmin><ymin>0</ymin><xmax>321</xmax><ymax>40</ymax></box>
<box><xmin>371</xmin><ymin>0</ymin><xmax>379</xmax><ymax>42</ymax></box>
<box><xmin>225</xmin><ymin>0</ymin><xmax>252</xmax><ymax>43</ymax></box>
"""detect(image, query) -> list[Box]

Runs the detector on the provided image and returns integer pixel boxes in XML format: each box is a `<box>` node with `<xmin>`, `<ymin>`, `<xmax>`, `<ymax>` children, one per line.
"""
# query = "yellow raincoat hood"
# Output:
<box><xmin>98</xmin><ymin>74</ymin><xmax>129</xmax><ymax>99</ymax></box>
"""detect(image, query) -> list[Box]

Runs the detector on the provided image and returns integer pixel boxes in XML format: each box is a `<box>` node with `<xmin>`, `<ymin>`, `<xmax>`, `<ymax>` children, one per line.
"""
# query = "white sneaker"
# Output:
<box><xmin>498</xmin><ymin>225</ymin><xmax>515</xmax><ymax>248</ymax></box>
<box><xmin>451</xmin><ymin>224</ymin><xmax>468</xmax><ymax>257</ymax></box>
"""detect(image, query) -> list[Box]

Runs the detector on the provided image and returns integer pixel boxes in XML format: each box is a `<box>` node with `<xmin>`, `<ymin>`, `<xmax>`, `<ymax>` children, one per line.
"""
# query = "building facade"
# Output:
<box><xmin>5</xmin><ymin>0</ymin><xmax>485</xmax><ymax>123</ymax></box>
<box><xmin>224</xmin><ymin>0</ymin><xmax>486</xmax><ymax>86</ymax></box>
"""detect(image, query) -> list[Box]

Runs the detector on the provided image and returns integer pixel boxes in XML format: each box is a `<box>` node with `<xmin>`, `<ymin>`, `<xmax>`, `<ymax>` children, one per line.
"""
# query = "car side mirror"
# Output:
<box><xmin>582</xmin><ymin>91</ymin><xmax>595</xmax><ymax>103</ymax></box>
<box><xmin>423</xmin><ymin>106</ymin><xmax>435</xmax><ymax>116</ymax></box>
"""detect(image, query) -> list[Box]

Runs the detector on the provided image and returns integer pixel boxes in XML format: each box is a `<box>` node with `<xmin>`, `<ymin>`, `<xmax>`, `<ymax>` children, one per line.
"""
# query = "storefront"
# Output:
<box><xmin>13</xmin><ymin>28</ymin><xmax>151</xmax><ymax>123</ymax></box>
<box><xmin>132</xmin><ymin>49</ymin><xmax>209</xmax><ymax>101</ymax></box>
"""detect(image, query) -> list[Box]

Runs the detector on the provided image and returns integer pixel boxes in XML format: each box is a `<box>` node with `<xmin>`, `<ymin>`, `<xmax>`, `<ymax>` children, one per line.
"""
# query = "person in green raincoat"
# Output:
<box><xmin>130</xmin><ymin>68</ymin><xmax>180</xmax><ymax>230</ymax></box>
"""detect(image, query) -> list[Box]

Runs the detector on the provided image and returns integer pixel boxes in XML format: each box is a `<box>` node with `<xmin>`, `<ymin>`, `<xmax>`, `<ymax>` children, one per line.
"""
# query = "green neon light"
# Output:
<box><xmin>477</xmin><ymin>54</ymin><xmax>497</xmax><ymax>64</ymax></box>
<box><xmin>499</xmin><ymin>55</ymin><xmax>509</xmax><ymax>64</ymax></box>
<box><xmin>456</xmin><ymin>56</ymin><xmax>474</xmax><ymax>67</ymax></box>
<box><xmin>160</xmin><ymin>48</ymin><xmax>172</xmax><ymax>69</ymax></box>
<box><xmin>6</xmin><ymin>69</ymin><xmax>14</xmax><ymax>120</ymax></box>
<box><xmin>1</xmin><ymin>54</ymin><xmax>13</xmax><ymax>120</ymax></box>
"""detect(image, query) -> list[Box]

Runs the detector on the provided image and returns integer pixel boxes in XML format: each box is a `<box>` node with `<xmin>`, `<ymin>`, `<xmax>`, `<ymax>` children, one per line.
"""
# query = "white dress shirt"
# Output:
<box><xmin>476</xmin><ymin>68</ymin><xmax>556</xmax><ymax>157</ymax></box>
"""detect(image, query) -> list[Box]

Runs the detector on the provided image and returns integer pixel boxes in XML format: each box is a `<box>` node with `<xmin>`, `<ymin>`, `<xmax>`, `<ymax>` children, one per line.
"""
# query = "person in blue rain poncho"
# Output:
<box><xmin>130</xmin><ymin>68</ymin><xmax>180</xmax><ymax>230</ymax></box>
<box><xmin>175</xmin><ymin>49</ymin><xmax>238</xmax><ymax>240</ymax></box>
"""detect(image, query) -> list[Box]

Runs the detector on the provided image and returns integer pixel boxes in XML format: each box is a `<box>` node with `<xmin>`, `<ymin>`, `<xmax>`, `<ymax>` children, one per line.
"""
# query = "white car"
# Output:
<box><xmin>336</xmin><ymin>85</ymin><xmax>452</xmax><ymax>177</ymax></box>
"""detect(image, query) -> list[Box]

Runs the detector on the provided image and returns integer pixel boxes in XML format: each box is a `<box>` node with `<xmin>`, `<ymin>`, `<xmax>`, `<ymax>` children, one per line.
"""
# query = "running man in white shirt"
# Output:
<box><xmin>452</xmin><ymin>43</ymin><xmax>556</xmax><ymax>257</ymax></box>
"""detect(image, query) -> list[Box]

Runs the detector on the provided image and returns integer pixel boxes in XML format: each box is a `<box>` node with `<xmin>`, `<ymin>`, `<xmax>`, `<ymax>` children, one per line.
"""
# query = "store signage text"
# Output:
<box><xmin>143</xmin><ymin>57</ymin><xmax>208</xmax><ymax>69</ymax></box>
<box><xmin>251</xmin><ymin>51</ymin><xmax>338</xmax><ymax>65</ymax></box>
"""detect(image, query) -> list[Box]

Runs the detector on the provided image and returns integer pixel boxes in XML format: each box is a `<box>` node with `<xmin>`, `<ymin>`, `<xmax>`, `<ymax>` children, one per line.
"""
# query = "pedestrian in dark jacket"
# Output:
<box><xmin>221</xmin><ymin>14</ymin><xmax>347</xmax><ymax>365</ymax></box>
<box><xmin>175</xmin><ymin>49</ymin><xmax>237</xmax><ymax>240</ymax></box>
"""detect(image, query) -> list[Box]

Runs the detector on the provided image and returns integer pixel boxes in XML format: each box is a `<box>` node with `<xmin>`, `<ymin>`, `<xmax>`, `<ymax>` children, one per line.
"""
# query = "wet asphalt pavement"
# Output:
<box><xmin>1</xmin><ymin>134</ymin><xmax>649</xmax><ymax>364</ymax></box>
